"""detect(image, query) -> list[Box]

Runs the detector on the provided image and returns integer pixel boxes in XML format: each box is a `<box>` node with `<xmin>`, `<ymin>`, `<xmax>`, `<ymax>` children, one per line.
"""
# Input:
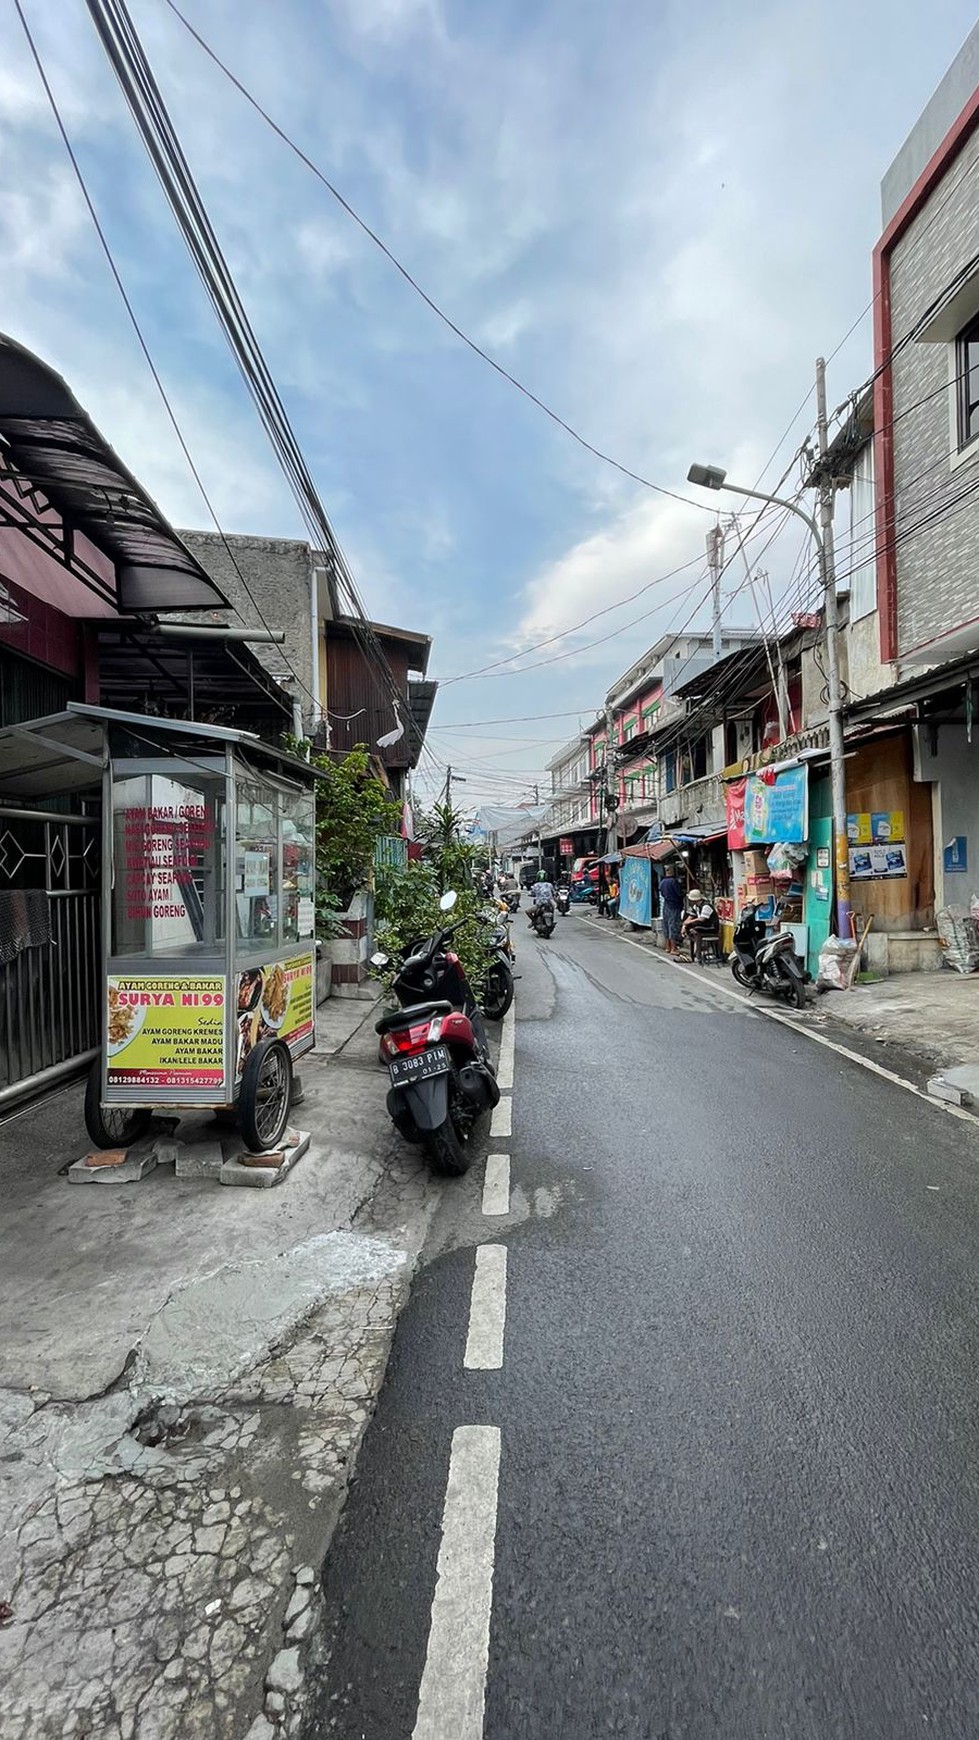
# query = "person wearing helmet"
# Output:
<box><xmin>529</xmin><ymin>868</ymin><xmax>555</xmax><ymax>926</ymax></box>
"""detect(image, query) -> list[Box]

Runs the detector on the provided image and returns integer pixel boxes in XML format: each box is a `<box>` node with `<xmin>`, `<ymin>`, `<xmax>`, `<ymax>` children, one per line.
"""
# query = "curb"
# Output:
<box><xmin>575</xmin><ymin>911</ymin><xmax>979</xmax><ymax>1133</ymax></box>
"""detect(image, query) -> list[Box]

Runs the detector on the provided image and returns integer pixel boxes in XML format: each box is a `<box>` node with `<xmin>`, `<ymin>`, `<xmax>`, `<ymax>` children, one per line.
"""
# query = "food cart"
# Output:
<box><xmin>0</xmin><ymin>705</ymin><xmax>319</xmax><ymax>1153</ymax></box>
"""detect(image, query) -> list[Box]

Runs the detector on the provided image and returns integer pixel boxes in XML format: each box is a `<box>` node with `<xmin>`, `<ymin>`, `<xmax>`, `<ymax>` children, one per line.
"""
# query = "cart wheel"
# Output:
<box><xmin>83</xmin><ymin>1060</ymin><xmax>153</xmax><ymax>1151</ymax></box>
<box><xmin>238</xmin><ymin>1039</ymin><xmax>293</xmax><ymax>1153</ymax></box>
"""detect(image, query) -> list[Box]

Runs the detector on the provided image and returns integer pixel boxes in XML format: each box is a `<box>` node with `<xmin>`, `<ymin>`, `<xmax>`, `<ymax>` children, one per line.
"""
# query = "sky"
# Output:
<box><xmin>3</xmin><ymin>0</ymin><xmax>978</xmax><ymax>808</ymax></box>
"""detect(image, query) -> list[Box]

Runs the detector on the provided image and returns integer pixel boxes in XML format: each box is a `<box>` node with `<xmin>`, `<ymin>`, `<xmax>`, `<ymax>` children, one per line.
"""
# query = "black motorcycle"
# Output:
<box><xmin>530</xmin><ymin>900</ymin><xmax>556</xmax><ymax>939</ymax></box>
<box><xmin>556</xmin><ymin>886</ymin><xmax>571</xmax><ymax>916</ymax></box>
<box><xmin>730</xmin><ymin>902</ymin><xmax>806</xmax><ymax>1009</ymax></box>
<box><xmin>481</xmin><ymin>910</ymin><xmax>515</xmax><ymax>1021</ymax></box>
<box><xmin>372</xmin><ymin>892</ymin><xmax>500</xmax><ymax>1175</ymax></box>
<box><xmin>503</xmin><ymin>889</ymin><xmax>521</xmax><ymax>914</ymax></box>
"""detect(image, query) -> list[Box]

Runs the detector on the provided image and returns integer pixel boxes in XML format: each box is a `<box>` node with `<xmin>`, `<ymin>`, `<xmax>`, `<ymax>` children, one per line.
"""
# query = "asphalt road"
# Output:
<box><xmin>304</xmin><ymin>911</ymin><xmax>979</xmax><ymax>1740</ymax></box>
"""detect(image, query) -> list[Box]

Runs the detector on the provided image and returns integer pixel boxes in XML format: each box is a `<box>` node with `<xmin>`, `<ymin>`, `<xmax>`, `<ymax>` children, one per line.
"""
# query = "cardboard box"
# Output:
<box><xmin>743</xmin><ymin>850</ymin><xmax>770</xmax><ymax>878</ymax></box>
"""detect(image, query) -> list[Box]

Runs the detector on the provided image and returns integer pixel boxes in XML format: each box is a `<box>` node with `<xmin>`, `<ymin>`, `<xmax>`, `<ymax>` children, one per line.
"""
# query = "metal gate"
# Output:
<box><xmin>0</xmin><ymin>808</ymin><xmax>100</xmax><ymax>1108</ymax></box>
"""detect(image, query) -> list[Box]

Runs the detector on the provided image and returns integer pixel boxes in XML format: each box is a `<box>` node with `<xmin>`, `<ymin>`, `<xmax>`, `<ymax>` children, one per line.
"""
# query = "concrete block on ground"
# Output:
<box><xmin>927</xmin><ymin>1075</ymin><xmax>974</xmax><ymax>1106</ymax></box>
<box><xmin>939</xmin><ymin>1064</ymin><xmax>979</xmax><ymax>1099</ymax></box>
<box><xmin>220</xmin><ymin>1131</ymin><xmax>311</xmax><ymax>1188</ymax></box>
<box><xmin>69</xmin><ymin>1149</ymin><xmax>159</xmax><ymax>1184</ymax></box>
<box><xmin>174</xmin><ymin>1138</ymin><xmax>226</xmax><ymax>1179</ymax></box>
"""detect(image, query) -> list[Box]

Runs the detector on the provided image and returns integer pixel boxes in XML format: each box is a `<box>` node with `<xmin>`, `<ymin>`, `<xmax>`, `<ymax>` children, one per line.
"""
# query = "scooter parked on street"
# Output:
<box><xmin>730</xmin><ymin>901</ymin><xmax>807</xmax><ymax>1009</ymax></box>
<box><xmin>372</xmin><ymin>892</ymin><xmax>500</xmax><ymax>1175</ymax></box>
<box><xmin>481</xmin><ymin>904</ymin><xmax>516</xmax><ymax>1021</ymax></box>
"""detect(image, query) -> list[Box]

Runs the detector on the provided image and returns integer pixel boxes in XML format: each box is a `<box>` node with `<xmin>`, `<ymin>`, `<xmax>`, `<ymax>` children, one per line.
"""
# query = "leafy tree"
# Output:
<box><xmin>374</xmin><ymin>799</ymin><xmax>489</xmax><ymax>995</ymax></box>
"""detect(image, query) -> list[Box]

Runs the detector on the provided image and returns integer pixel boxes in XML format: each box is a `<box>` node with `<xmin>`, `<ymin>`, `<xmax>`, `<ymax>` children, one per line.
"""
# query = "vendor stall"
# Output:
<box><xmin>0</xmin><ymin>704</ymin><xmax>319</xmax><ymax>1154</ymax></box>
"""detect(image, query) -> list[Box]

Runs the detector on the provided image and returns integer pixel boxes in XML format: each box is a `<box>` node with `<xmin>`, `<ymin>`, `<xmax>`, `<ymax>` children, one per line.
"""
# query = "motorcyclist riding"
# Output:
<box><xmin>528</xmin><ymin>869</ymin><xmax>555</xmax><ymax>927</ymax></box>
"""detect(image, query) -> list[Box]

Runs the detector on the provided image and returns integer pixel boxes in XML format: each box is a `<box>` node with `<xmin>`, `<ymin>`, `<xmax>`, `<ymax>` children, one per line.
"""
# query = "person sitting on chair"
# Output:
<box><xmin>680</xmin><ymin>888</ymin><xmax>720</xmax><ymax>962</ymax></box>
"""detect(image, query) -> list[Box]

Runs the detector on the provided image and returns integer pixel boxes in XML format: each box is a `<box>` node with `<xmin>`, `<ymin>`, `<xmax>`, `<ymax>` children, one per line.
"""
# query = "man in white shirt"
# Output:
<box><xmin>680</xmin><ymin>888</ymin><xmax>719</xmax><ymax>962</ymax></box>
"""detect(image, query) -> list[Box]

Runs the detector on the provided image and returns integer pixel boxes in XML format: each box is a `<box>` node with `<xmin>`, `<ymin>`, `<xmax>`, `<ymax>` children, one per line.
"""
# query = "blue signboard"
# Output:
<box><xmin>944</xmin><ymin>835</ymin><xmax>968</xmax><ymax>874</ymax></box>
<box><xmin>743</xmin><ymin>765</ymin><xmax>808</xmax><ymax>844</ymax></box>
<box><xmin>619</xmin><ymin>855</ymin><xmax>653</xmax><ymax>927</ymax></box>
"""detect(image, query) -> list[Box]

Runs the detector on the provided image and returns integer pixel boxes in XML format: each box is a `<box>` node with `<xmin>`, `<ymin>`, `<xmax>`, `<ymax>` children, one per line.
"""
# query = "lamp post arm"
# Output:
<box><xmin>714</xmin><ymin>480</ymin><xmax>822</xmax><ymax>552</ymax></box>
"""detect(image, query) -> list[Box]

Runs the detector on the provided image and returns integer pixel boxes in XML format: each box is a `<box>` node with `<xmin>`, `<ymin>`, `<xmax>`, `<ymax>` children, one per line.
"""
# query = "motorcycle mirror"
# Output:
<box><xmin>370</xmin><ymin>951</ymin><xmax>390</xmax><ymax>968</ymax></box>
<box><xmin>439</xmin><ymin>890</ymin><xmax>458</xmax><ymax>912</ymax></box>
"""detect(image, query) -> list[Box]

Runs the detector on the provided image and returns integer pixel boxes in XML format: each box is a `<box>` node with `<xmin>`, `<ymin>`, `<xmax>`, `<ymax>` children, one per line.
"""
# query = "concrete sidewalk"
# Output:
<box><xmin>0</xmin><ymin>993</ymin><xmax>444</xmax><ymax>1740</ymax></box>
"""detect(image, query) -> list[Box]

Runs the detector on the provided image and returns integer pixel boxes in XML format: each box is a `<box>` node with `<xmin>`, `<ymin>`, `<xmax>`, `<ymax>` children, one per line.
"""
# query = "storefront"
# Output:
<box><xmin>726</xmin><ymin>762</ymin><xmax>810</xmax><ymax>966</ymax></box>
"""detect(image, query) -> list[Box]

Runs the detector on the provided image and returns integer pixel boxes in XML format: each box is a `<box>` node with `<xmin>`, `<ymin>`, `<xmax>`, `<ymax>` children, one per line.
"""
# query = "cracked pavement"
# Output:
<box><xmin>0</xmin><ymin>999</ymin><xmax>444</xmax><ymax>1737</ymax></box>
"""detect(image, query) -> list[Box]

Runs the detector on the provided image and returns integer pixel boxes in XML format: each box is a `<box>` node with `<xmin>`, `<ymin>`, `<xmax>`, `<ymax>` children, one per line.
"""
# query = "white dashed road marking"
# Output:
<box><xmin>496</xmin><ymin>1003</ymin><xmax>515</xmax><ymax>1091</ymax></box>
<box><xmin>482</xmin><ymin>1153</ymin><xmax>510</xmax><ymax>1217</ymax></box>
<box><xmin>490</xmin><ymin>1096</ymin><xmax>511</xmax><ymax>1138</ymax></box>
<box><xmin>412</xmin><ymin>1425</ymin><xmax>501</xmax><ymax>1740</ymax></box>
<box><xmin>464</xmin><ymin>1244</ymin><xmax>507</xmax><ymax>1370</ymax></box>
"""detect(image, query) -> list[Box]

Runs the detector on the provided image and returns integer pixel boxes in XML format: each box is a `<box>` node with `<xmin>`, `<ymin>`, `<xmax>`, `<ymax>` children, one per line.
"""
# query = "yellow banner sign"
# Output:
<box><xmin>107</xmin><ymin>976</ymin><xmax>226</xmax><ymax>1091</ymax></box>
<box><xmin>235</xmin><ymin>953</ymin><xmax>315</xmax><ymax>1077</ymax></box>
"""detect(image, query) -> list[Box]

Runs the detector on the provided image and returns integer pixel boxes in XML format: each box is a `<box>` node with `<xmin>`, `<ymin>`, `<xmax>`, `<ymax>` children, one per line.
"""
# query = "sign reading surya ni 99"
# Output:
<box><xmin>106</xmin><ymin>976</ymin><xmax>226</xmax><ymax>1090</ymax></box>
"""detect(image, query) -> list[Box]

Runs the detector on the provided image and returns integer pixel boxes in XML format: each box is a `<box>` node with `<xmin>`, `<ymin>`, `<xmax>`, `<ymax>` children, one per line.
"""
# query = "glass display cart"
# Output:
<box><xmin>86</xmin><ymin>711</ymin><xmax>318</xmax><ymax>1152</ymax></box>
<box><xmin>0</xmin><ymin>705</ymin><xmax>322</xmax><ymax>1152</ymax></box>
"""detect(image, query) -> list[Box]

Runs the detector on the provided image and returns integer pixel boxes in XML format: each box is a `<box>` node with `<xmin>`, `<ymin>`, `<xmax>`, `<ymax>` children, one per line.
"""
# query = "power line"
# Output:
<box><xmin>159</xmin><ymin>0</ymin><xmax>728</xmax><ymax>524</ymax></box>
<box><xmin>11</xmin><ymin>0</ymin><xmax>319</xmax><ymax>713</ymax></box>
<box><xmin>84</xmin><ymin>0</ymin><xmax>410</xmax><ymax>736</ymax></box>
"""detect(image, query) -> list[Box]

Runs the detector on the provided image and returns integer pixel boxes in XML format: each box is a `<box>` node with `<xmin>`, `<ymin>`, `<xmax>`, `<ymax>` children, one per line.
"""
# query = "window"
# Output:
<box><xmin>957</xmin><ymin>314</ymin><xmax>979</xmax><ymax>449</ymax></box>
<box><xmin>111</xmin><ymin>770</ymin><xmax>224</xmax><ymax>959</ymax></box>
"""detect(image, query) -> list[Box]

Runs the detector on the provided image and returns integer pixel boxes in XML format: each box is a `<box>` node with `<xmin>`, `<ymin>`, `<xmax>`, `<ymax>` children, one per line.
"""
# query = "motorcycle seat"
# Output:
<box><xmin>375</xmin><ymin>999</ymin><xmax>454</xmax><ymax>1035</ymax></box>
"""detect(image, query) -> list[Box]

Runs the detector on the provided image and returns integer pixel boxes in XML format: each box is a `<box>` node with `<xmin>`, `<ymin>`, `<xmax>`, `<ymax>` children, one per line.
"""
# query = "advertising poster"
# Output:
<box><xmin>618</xmin><ymin>857</ymin><xmax>652</xmax><ymax>927</ymax></box>
<box><xmin>849</xmin><ymin>843</ymin><xmax>908</xmax><ymax>881</ymax></box>
<box><xmin>236</xmin><ymin>952</ymin><xmax>315</xmax><ymax>1076</ymax></box>
<box><xmin>847</xmin><ymin>811</ymin><xmax>905</xmax><ymax>846</ymax></box>
<box><xmin>106</xmin><ymin>976</ymin><xmax>226</xmax><ymax>1090</ymax></box>
<box><xmin>743</xmin><ymin>765</ymin><xmax>808</xmax><ymax>844</ymax></box>
<box><xmin>725</xmin><ymin>777</ymin><xmax>748</xmax><ymax>850</ymax></box>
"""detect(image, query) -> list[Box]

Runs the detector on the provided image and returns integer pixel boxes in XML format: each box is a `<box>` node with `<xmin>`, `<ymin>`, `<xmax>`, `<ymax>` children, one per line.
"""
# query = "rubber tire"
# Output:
<box><xmin>731</xmin><ymin>959</ymin><xmax>752</xmax><ymax>989</ymax></box>
<box><xmin>782</xmin><ymin>956</ymin><xmax>807</xmax><ymax>1010</ymax></box>
<box><xmin>482</xmin><ymin>959</ymin><xmax>514</xmax><ymax>1021</ymax></box>
<box><xmin>424</xmin><ymin>1113</ymin><xmax>473</xmax><ymax>1177</ymax></box>
<box><xmin>238</xmin><ymin>1037</ymin><xmax>293</xmax><ymax>1153</ymax></box>
<box><xmin>83</xmin><ymin>1059</ymin><xmax>153</xmax><ymax>1151</ymax></box>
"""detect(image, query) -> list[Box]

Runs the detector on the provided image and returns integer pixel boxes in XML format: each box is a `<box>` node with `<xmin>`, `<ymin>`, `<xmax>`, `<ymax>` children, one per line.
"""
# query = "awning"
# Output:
<box><xmin>0</xmin><ymin>702</ymin><xmax>324</xmax><ymax>801</ymax></box>
<box><xmin>95</xmin><ymin>623</ymin><xmax>293</xmax><ymax>729</ymax></box>
<box><xmin>669</xmin><ymin>827</ymin><xmax>728</xmax><ymax>844</ymax></box>
<box><xmin>0</xmin><ymin>334</ymin><xmax>229</xmax><ymax>612</ymax></box>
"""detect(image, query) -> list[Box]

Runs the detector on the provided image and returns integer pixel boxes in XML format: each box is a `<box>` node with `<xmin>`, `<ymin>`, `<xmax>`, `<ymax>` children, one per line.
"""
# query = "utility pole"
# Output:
<box><xmin>706</xmin><ymin>524</ymin><xmax>725</xmax><ymax>661</ymax></box>
<box><xmin>815</xmin><ymin>356</ymin><xmax>853</xmax><ymax>943</ymax></box>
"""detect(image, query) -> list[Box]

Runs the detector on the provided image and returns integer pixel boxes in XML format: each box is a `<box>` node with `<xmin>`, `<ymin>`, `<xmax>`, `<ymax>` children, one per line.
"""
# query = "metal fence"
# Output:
<box><xmin>374</xmin><ymin>834</ymin><xmax>408</xmax><ymax>872</ymax></box>
<box><xmin>0</xmin><ymin>809</ymin><xmax>100</xmax><ymax>1107</ymax></box>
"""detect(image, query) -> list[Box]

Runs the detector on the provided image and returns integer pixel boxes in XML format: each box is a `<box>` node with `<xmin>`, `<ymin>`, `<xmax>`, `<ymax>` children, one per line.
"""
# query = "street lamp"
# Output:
<box><xmin>686</xmin><ymin>459</ymin><xmax>852</xmax><ymax>942</ymax></box>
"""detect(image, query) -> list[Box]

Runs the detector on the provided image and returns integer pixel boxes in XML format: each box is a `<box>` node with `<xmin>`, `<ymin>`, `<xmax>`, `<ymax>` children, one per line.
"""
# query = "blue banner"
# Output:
<box><xmin>619</xmin><ymin>855</ymin><xmax>653</xmax><ymax>926</ymax></box>
<box><xmin>744</xmin><ymin>765</ymin><xmax>808</xmax><ymax>844</ymax></box>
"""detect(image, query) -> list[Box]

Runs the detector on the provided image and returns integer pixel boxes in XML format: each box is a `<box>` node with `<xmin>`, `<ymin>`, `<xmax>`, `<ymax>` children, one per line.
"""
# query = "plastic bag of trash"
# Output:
<box><xmin>817</xmin><ymin>933</ymin><xmax>857</xmax><ymax>990</ymax></box>
<box><xmin>936</xmin><ymin>905</ymin><xmax>979</xmax><ymax>974</ymax></box>
<box><xmin>767</xmin><ymin>841</ymin><xmax>808</xmax><ymax>879</ymax></box>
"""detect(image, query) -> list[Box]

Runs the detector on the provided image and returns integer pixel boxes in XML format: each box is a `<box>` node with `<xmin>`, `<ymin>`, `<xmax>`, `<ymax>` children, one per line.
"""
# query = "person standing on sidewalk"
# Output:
<box><xmin>659</xmin><ymin>867</ymin><xmax>684</xmax><ymax>954</ymax></box>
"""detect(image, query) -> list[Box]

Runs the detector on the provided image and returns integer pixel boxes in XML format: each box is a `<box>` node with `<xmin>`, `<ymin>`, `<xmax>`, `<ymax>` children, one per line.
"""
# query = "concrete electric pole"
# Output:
<box><xmin>815</xmin><ymin>356</ymin><xmax>853</xmax><ymax>944</ymax></box>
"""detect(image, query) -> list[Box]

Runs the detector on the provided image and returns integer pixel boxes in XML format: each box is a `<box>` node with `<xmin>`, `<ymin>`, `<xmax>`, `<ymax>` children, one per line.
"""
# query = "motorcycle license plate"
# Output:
<box><xmin>388</xmin><ymin>1044</ymin><xmax>451</xmax><ymax>1088</ymax></box>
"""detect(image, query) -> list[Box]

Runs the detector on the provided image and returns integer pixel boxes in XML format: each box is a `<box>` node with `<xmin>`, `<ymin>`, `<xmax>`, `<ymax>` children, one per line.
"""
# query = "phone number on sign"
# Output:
<box><xmin>108</xmin><ymin>1069</ymin><xmax>226</xmax><ymax>1088</ymax></box>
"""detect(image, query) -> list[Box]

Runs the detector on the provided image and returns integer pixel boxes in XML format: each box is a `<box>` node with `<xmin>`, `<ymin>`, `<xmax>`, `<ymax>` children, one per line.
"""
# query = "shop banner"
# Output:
<box><xmin>726</xmin><ymin>777</ymin><xmax>748</xmax><ymax>849</ymax></box>
<box><xmin>107</xmin><ymin>975</ymin><xmax>226</xmax><ymax>1090</ymax></box>
<box><xmin>744</xmin><ymin>765</ymin><xmax>808</xmax><ymax>844</ymax></box>
<box><xmin>618</xmin><ymin>855</ymin><xmax>653</xmax><ymax>927</ymax></box>
<box><xmin>235</xmin><ymin>952</ymin><xmax>315</xmax><ymax>1076</ymax></box>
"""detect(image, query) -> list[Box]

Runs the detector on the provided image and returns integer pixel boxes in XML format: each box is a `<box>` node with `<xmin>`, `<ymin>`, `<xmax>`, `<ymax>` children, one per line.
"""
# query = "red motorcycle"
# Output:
<box><xmin>372</xmin><ymin>892</ymin><xmax>500</xmax><ymax>1175</ymax></box>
